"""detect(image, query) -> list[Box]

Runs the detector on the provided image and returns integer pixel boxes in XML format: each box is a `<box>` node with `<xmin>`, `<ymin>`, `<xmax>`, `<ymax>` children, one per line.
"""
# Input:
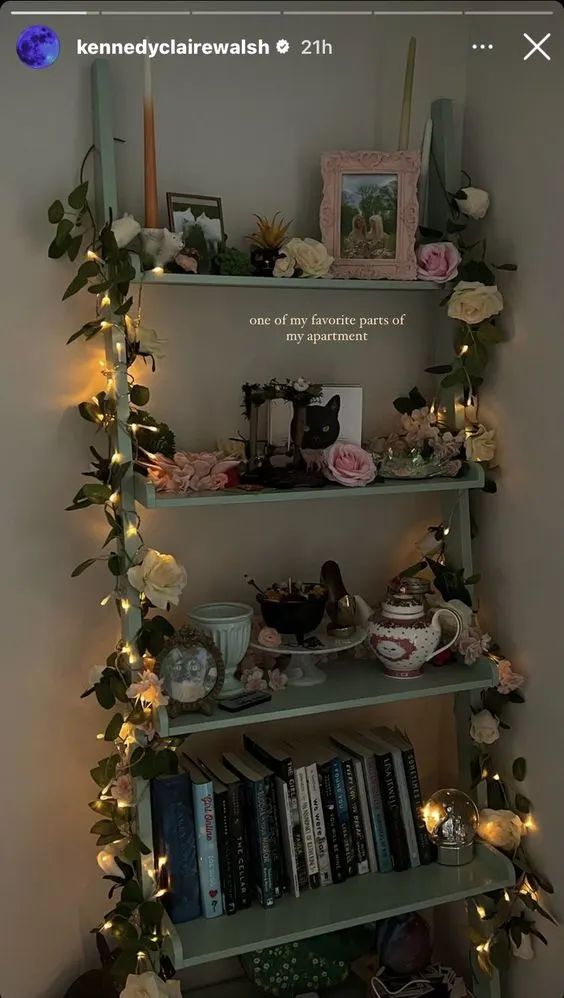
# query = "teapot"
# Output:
<box><xmin>356</xmin><ymin>579</ymin><xmax>462</xmax><ymax>679</ymax></box>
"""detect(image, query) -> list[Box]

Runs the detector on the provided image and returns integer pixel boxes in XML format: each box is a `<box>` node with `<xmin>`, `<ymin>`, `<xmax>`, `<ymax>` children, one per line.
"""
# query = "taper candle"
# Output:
<box><xmin>398</xmin><ymin>37</ymin><xmax>416</xmax><ymax>150</ymax></box>
<box><xmin>143</xmin><ymin>55</ymin><xmax>159</xmax><ymax>228</ymax></box>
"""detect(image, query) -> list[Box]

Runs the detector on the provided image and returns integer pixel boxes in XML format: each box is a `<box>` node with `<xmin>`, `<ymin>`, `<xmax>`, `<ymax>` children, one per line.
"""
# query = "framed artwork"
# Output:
<box><xmin>166</xmin><ymin>191</ymin><xmax>225</xmax><ymax>272</ymax></box>
<box><xmin>320</xmin><ymin>151</ymin><xmax>420</xmax><ymax>280</ymax></box>
<box><xmin>267</xmin><ymin>385</ymin><xmax>363</xmax><ymax>450</ymax></box>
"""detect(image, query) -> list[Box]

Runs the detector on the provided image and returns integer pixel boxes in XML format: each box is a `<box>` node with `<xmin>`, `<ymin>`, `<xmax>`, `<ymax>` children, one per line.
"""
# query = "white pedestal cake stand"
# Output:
<box><xmin>250</xmin><ymin>626</ymin><xmax>368</xmax><ymax>687</ymax></box>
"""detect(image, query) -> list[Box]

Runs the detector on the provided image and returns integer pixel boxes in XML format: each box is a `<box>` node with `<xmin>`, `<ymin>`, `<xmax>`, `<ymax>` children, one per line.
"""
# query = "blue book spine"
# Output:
<box><xmin>192</xmin><ymin>779</ymin><xmax>224</xmax><ymax>919</ymax></box>
<box><xmin>329</xmin><ymin>758</ymin><xmax>356</xmax><ymax>877</ymax></box>
<box><xmin>363</xmin><ymin>755</ymin><xmax>393</xmax><ymax>873</ymax></box>
<box><xmin>150</xmin><ymin>775</ymin><xmax>201</xmax><ymax>923</ymax></box>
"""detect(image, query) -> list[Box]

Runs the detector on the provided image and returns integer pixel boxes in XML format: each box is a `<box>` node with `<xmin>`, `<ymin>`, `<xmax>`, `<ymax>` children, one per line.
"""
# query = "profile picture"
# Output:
<box><xmin>166</xmin><ymin>192</ymin><xmax>225</xmax><ymax>273</ymax></box>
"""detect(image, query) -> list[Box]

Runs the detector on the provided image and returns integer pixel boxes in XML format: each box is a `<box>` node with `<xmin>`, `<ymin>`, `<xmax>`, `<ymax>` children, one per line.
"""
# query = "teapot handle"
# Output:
<box><xmin>429</xmin><ymin>606</ymin><xmax>463</xmax><ymax>659</ymax></box>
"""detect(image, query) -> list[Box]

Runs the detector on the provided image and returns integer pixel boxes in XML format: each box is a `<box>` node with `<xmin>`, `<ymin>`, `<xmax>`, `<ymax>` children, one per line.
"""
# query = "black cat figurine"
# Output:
<box><xmin>295</xmin><ymin>394</ymin><xmax>341</xmax><ymax>450</ymax></box>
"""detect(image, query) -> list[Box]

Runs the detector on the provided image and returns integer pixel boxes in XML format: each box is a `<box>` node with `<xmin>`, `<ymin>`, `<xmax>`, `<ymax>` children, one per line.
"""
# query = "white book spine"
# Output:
<box><xmin>295</xmin><ymin>765</ymin><xmax>319</xmax><ymax>883</ymax></box>
<box><xmin>351</xmin><ymin>756</ymin><xmax>377</xmax><ymax>873</ymax></box>
<box><xmin>392</xmin><ymin>750</ymin><xmax>420</xmax><ymax>868</ymax></box>
<box><xmin>305</xmin><ymin>763</ymin><xmax>333</xmax><ymax>886</ymax></box>
<box><xmin>274</xmin><ymin>776</ymin><xmax>300</xmax><ymax>897</ymax></box>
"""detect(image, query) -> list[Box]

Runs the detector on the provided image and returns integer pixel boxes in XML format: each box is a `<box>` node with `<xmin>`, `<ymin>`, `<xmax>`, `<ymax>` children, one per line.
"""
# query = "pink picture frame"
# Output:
<box><xmin>320</xmin><ymin>150</ymin><xmax>420</xmax><ymax>280</ymax></box>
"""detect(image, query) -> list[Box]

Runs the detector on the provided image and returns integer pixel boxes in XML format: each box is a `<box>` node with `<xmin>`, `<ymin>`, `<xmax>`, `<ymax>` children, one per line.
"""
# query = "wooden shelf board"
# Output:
<box><xmin>133</xmin><ymin>272</ymin><xmax>439</xmax><ymax>291</ymax></box>
<box><xmin>154</xmin><ymin>657</ymin><xmax>495</xmax><ymax>737</ymax></box>
<box><xmin>167</xmin><ymin>844</ymin><xmax>514</xmax><ymax>969</ymax></box>
<box><xmin>135</xmin><ymin>463</ymin><xmax>485</xmax><ymax>510</ymax></box>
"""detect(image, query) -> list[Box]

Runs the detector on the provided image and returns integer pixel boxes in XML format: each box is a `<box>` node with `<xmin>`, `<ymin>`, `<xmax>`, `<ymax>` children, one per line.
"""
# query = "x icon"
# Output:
<box><xmin>523</xmin><ymin>33</ymin><xmax>551</xmax><ymax>61</ymax></box>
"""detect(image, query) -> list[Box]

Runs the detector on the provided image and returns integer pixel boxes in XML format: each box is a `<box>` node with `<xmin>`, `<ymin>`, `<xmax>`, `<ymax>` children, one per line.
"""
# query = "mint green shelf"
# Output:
<box><xmin>154</xmin><ymin>656</ymin><xmax>495</xmax><ymax>738</ymax></box>
<box><xmin>135</xmin><ymin>463</ymin><xmax>485</xmax><ymax>510</ymax></box>
<box><xmin>133</xmin><ymin>271</ymin><xmax>439</xmax><ymax>291</ymax></box>
<box><xmin>165</xmin><ymin>844</ymin><xmax>514</xmax><ymax>969</ymax></box>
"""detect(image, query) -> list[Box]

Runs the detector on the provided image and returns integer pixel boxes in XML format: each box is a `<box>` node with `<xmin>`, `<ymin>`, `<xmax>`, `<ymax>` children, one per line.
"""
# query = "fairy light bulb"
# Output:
<box><xmin>101</xmin><ymin>294</ymin><xmax>111</xmax><ymax>307</ymax></box>
<box><xmin>86</xmin><ymin>249</ymin><xmax>100</xmax><ymax>261</ymax></box>
<box><xmin>476</xmin><ymin>904</ymin><xmax>487</xmax><ymax>920</ymax></box>
<box><xmin>102</xmin><ymin>921</ymin><xmax>113</xmax><ymax>932</ymax></box>
<box><xmin>111</xmin><ymin>452</ymin><xmax>122</xmax><ymax>465</ymax></box>
<box><xmin>109</xmin><ymin>492</ymin><xmax>120</xmax><ymax>505</ymax></box>
<box><xmin>152</xmin><ymin>266</ymin><xmax>164</xmax><ymax>275</ymax></box>
<box><xmin>126</xmin><ymin>523</ymin><xmax>138</xmax><ymax>539</ymax></box>
<box><xmin>460</xmin><ymin>344</ymin><xmax>469</xmax><ymax>355</ymax></box>
<box><xmin>423</xmin><ymin>789</ymin><xmax>479</xmax><ymax>866</ymax></box>
<box><xmin>100</xmin><ymin>594</ymin><xmax>112</xmax><ymax>606</ymax></box>
<box><xmin>100</xmin><ymin>320</ymin><xmax>112</xmax><ymax>330</ymax></box>
<box><xmin>121</xmin><ymin>598</ymin><xmax>131</xmax><ymax>613</ymax></box>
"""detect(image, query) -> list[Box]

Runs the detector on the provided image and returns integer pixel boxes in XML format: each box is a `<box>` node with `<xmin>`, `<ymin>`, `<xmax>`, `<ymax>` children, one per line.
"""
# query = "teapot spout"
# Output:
<box><xmin>354</xmin><ymin>594</ymin><xmax>374</xmax><ymax>628</ymax></box>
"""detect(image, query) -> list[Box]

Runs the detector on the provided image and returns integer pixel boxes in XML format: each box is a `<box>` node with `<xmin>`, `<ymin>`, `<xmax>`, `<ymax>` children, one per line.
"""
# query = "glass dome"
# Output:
<box><xmin>423</xmin><ymin>788</ymin><xmax>479</xmax><ymax>866</ymax></box>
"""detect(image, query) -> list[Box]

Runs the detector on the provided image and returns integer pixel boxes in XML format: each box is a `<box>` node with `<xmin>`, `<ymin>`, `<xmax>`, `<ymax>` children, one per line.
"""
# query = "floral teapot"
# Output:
<box><xmin>357</xmin><ymin>578</ymin><xmax>462</xmax><ymax>679</ymax></box>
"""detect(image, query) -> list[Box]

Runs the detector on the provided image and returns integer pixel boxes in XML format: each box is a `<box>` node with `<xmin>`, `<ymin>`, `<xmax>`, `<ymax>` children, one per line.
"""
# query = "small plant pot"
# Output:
<box><xmin>250</xmin><ymin>246</ymin><xmax>281</xmax><ymax>277</ymax></box>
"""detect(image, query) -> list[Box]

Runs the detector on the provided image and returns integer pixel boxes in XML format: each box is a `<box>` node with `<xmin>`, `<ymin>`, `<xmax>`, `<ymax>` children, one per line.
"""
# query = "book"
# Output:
<box><xmin>223</xmin><ymin>751</ymin><xmax>275</xmax><ymax>908</ymax></box>
<box><xmin>303</xmin><ymin>738</ymin><xmax>351</xmax><ymax>882</ymax></box>
<box><xmin>182</xmin><ymin>757</ymin><xmax>224</xmax><ymax>918</ymax></box>
<box><xmin>197</xmin><ymin>752</ymin><xmax>252</xmax><ymax>911</ymax></box>
<box><xmin>350</xmin><ymin>753</ymin><xmax>378</xmax><ymax>873</ymax></box>
<box><xmin>244</xmin><ymin>733</ymin><xmax>307</xmax><ymax>893</ymax></box>
<box><xmin>329</xmin><ymin>755</ymin><xmax>356</xmax><ymax>878</ymax></box>
<box><xmin>285</xmin><ymin>743</ymin><xmax>320</xmax><ymax>889</ymax></box>
<box><xmin>374</xmin><ymin>727</ymin><xmax>433</xmax><ymax>865</ymax></box>
<box><xmin>150</xmin><ymin>773</ymin><xmax>201</xmax><ymax>924</ymax></box>
<box><xmin>336</xmin><ymin>750</ymin><xmax>370</xmax><ymax>875</ymax></box>
<box><xmin>362</xmin><ymin>733</ymin><xmax>410</xmax><ymax>872</ymax></box>
<box><xmin>318</xmin><ymin>758</ymin><xmax>346</xmax><ymax>884</ymax></box>
<box><xmin>243</xmin><ymin>753</ymin><xmax>285</xmax><ymax>898</ymax></box>
<box><xmin>305</xmin><ymin>760</ymin><xmax>333</xmax><ymax>887</ymax></box>
<box><xmin>331</xmin><ymin>731</ymin><xmax>392</xmax><ymax>873</ymax></box>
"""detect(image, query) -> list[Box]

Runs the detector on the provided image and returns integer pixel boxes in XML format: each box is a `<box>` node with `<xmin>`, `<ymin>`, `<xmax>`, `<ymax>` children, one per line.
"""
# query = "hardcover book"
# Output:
<box><xmin>182</xmin><ymin>758</ymin><xmax>224</xmax><ymax>919</ymax></box>
<box><xmin>150</xmin><ymin>773</ymin><xmax>201</xmax><ymax>924</ymax></box>
<box><xmin>223</xmin><ymin>751</ymin><xmax>275</xmax><ymax>908</ymax></box>
<box><xmin>331</xmin><ymin>731</ymin><xmax>392</xmax><ymax>873</ymax></box>
<box><xmin>362</xmin><ymin>733</ymin><xmax>410</xmax><ymax>872</ymax></box>
<box><xmin>197</xmin><ymin>752</ymin><xmax>252</xmax><ymax>911</ymax></box>
<box><xmin>284</xmin><ymin>743</ymin><xmax>320</xmax><ymax>890</ymax></box>
<box><xmin>336</xmin><ymin>749</ymin><xmax>370</xmax><ymax>875</ymax></box>
<box><xmin>374</xmin><ymin>727</ymin><xmax>433</xmax><ymax>865</ymax></box>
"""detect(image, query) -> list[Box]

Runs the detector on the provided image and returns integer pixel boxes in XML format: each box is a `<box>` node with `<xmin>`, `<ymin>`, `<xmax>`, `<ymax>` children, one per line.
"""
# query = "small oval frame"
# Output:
<box><xmin>156</xmin><ymin>624</ymin><xmax>225</xmax><ymax>717</ymax></box>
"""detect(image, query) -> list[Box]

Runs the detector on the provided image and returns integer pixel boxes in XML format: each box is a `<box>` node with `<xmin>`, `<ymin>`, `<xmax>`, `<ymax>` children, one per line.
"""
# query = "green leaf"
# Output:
<box><xmin>105</xmin><ymin>712</ymin><xmax>124</xmax><ymax>742</ymax></box>
<box><xmin>78</xmin><ymin>400</ymin><xmax>101</xmax><ymax>423</ymax></box>
<box><xmin>62</xmin><ymin>272</ymin><xmax>88</xmax><ymax>301</ymax></box>
<box><xmin>493</xmin><ymin>262</ymin><xmax>517</xmax><ymax>271</ymax></box>
<box><xmin>56</xmin><ymin>218</ymin><xmax>74</xmax><ymax>244</ymax></box>
<box><xmin>508</xmin><ymin>689</ymin><xmax>525</xmax><ymax>703</ymax></box>
<box><xmin>122</xmin><ymin>881</ymin><xmax>144</xmax><ymax>904</ymax></box>
<box><xmin>122</xmin><ymin>834</ymin><xmax>151</xmax><ymax>861</ymax></box>
<box><xmin>529</xmin><ymin>926</ymin><xmax>548</xmax><ymax>945</ymax></box>
<box><xmin>95</xmin><ymin>683</ymin><xmax>116</xmax><ymax>710</ymax></box>
<box><xmin>88</xmin><ymin>798</ymin><xmax>117</xmax><ymax>818</ymax></box>
<box><xmin>67</xmin><ymin>233</ymin><xmax>83</xmax><ymax>262</ymax></box>
<box><xmin>110</xmin><ymin>949</ymin><xmax>138</xmax><ymax>982</ymax></box>
<box><xmin>441</xmin><ymin>369</ymin><xmax>467</xmax><ymax>388</ymax></box>
<box><xmin>425</xmin><ymin>364</ymin><xmax>452</xmax><ymax>375</ymax></box>
<box><xmin>459</xmin><ymin>259</ymin><xmax>496</xmax><ymax>286</ymax></box>
<box><xmin>48</xmin><ymin>236</ymin><xmax>71</xmax><ymax>259</ymax></box>
<box><xmin>78</xmin><ymin>259</ymin><xmax>100</xmax><ymax>279</ymax></box>
<box><xmin>512</xmin><ymin>757</ymin><xmax>527</xmax><ymax>781</ymax></box>
<box><xmin>465</xmin><ymin>573</ymin><xmax>481</xmax><ymax>585</ymax></box>
<box><xmin>139</xmin><ymin>900</ymin><xmax>163</xmax><ymax>927</ymax></box>
<box><xmin>68</xmin><ymin>181</ymin><xmax>89</xmax><ymax>210</ymax></box>
<box><xmin>83</xmin><ymin>483</ymin><xmax>112</xmax><ymax>504</ymax></box>
<box><xmin>477</xmin><ymin>322</ymin><xmax>506</xmax><ymax>344</ymax></box>
<box><xmin>110</xmin><ymin>674</ymin><xmax>130</xmax><ymax>704</ymax></box>
<box><xmin>483</xmin><ymin>477</ymin><xmax>497</xmax><ymax>494</ymax></box>
<box><xmin>488</xmin><ymin>930</ymin><xmax>510</xmax><ymax>971</ymax></box>
<box><xmin>48</xmin><ymin>200</ymin><xmax>65</xmax><ymax>224</ymax></box>
<box><xmin>90</xmin><ymin>818</ymin><xmax>119</xmax><ymax>837</ymax></box>
<box><xmin>419</xmin><ymin>225</ymin><xmax>444</xmax><ymax>239</ymax></box>
<box><xmin>108</xmin><ymin>552</ymin><xmax>124</xmax><ymax>577</ymax></box>
<box><xmin>515</xmin><ymin>793</ymin><xmax>531</xmax><ymax>814</ymax></box>
<box><xmin>114</xmin><ymin>296</ymin><xmax>133</xmax><ymax>316</ymax></box>
<box><xmin>130</xmin><ymin>384</ymin><xmax>150</xmax><ymax>407</ymax></box>
<box><xmin>71</xmin><ymin>557</ymin><xmax>97</xmax><ymax>578</ymax></box>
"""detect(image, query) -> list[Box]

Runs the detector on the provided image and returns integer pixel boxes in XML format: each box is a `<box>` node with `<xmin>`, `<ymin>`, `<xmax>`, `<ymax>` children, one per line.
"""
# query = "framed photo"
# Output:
<box><xmin>268</xmin><ymin>385</ymin><xmax>363</xmax><ymax>450</ymax></box>
<box><xmin>320</xmin><ymin>151</ymin><xmax>420</xmax><ymax>280</ymax></box>
<box><xmin>166</xmin><ymin>192</ymin><xmax>225</xmax><ymax>273</ymax></box>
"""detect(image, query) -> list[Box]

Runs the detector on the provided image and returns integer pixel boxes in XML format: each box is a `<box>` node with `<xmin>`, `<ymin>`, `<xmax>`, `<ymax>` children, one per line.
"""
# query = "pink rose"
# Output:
<box><xmin>243</xmin><ymin>667</ymin><xmax>268</xmax><ymax>692</ymax></box>
<box><xmin>497</xmin><ymin>659</ymin><xmax>525</xmax><ymax>694</ymax></box>
<box><xmin>268</xmin><ymin>668</ymin><xmax>288</xmax><ymax>691</ymax></box>
<box><xmin>258</xmin><ymin>626</ymin><xmax>282</xmax><ymax>649</ymax></box>
<box><xmin>416</xmin><ymin>242</ymin><xmax>461</xmax><ymax>283</ymax></box>
<box><xmin>324</xmin><ymin>443</ymin><xmax>376</xmax><ymax>487</ymax></box>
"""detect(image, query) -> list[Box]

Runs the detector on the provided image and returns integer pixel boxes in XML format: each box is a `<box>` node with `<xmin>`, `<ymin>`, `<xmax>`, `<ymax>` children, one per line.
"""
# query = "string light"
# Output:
<box><xmin>520</xmin><ymin>878</ymin><xmax>539</xmax><ymax>901</ymax></box>
<box><xmin>101</xmin><ymin>294</ymin><xmax>111</xmax><ymax>308</ymax></box>
<box><xmin>116</xmin><ymin>341</ymin><xmax>124</xmax><ymax>361</ymax></box>
<box><xmin>100</xmin><ymin>594</ymin><xmax>112</xmax><ymax>606</ymax></box>
<box><xmin>460</xmin><ymin>344</ymin><xmax>469</xmax><ymax>355</ymax></box>
<box><xmin>466</xmin><ymin>391</ymin><xmax>473</xmax><ymax>407</ymax></box>
<box><xmin>86</xmin><ymin>249</ymin><xmax>102</xmax><ymax>262</ymax></box>
<box><xmin>155</xmin><ymin>888</ymin><xmax>167</xmax><ymax>898</ymax></box>
<box><xmin>111</xmin><ymin>452</ymin><xmax>122</xmax><ymax>465</ymax></box>
<box><xmin>476</xmin><ymin>904</ymin><xmax>487</xmax><ymax>920</ymax></box>
<box><xmin>476</xmin><ymin>939</ymin><xmax>491</xmax><ymax>955</ymax></box>
<box><xmin>109</xmin><ymin>492</ymin><xmax>120</xmax><ymax>505</ymax></box>
<box><xmin>130</xmin><ymin>423</ymin><xmax>138</xmax><ymax>434</ymax></box>
<box><xmin>158</xmin><ymin>856</ymin><xmax>167</xmax><ymax>873</ymax></box>
<box><xmin>96</xmin><ymin>732</ymin><xmax>104</xmax><ymax>740</ymax></box>
<box><xmin>503</xmin><ymin>890</ymin><xmax>511</xmax><ymax>903</ymax></box>
<box><xmin>152</xmin><ymin>266</ymin><xmax>164</xmax><ymax>275</ymax></box>
<box><xmin>492</xmin><ymin>773</ymin><xmax>501</xmax><ymax>781</ymax></box>
<box><xmin>443</xmin><ymin>526</ymin><xmax>450</xmax><ymax>537</ymax></box>
<box><xmin>523</xmin><ymin>814</ymin><xmax>537</xmax><ymax>832</ymax></box>
<box><xmin>100</xmin><ymin>320</ymin><xmax>112</xmax><ymax>330</ymax></box>
<box><xmin>121</xmin><ymin>598</ymin><xmax>131</xmax><ymax>613</ymax></box>
<box><xmin>126</xmin><ymin>524</ymin><xmax>138</xmax><ymax>539</ymax></box>
<box><xmin>102</xmin><ymin>921</ymin><xmax>113</xmax><ymax>931</ymax></box>
<box><xmin>122</xmin><ymin>643</ymin><xmax>132</xmax><ymax>656</ymax></box>
<box><xmin>146</xmin><ymin>425</ymin><xmax>159</xmax><ymax>433</ymax></box>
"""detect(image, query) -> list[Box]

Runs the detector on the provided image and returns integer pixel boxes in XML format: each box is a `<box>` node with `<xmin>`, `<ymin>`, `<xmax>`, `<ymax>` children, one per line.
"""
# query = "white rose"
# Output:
<box><xmin>293</xmin><ymin>377</ymin><xmax>310</xmax><ymax>392</ymax></box>
<box><xmin>128</xmin><ymin>548</ymin><xmax>187</xmax><ymax>610</ymax></box>
<box><xmin>447</xmin><ymin>281</ymin><xmax>503</xmax><ymax>325</ymax></box>
<box><xmin>510</xmin><ymin>932</ymin><xmax>534</xmax><ymax>960</ymax></box>
<box><xmin>273</xmin><ymin>251</ymin><xmax>295</xmax><ymax>278</ymax></box>
<box><xmin>88</xmin><ymin>664</ymin><xmax>105</xmax><ymax>687</ymax></box>
<box><xmin>96</xmin><ymin>841</ymin><xmax>127</xmax><ymax>877</ymax></box>
<box><xmin>112</xmin><ymin>213</ymin><xmax>141</xmax><ymax>248</ymax></box>
<box><xmin>469</xmin><ymin>708</ymin><xmax>500</xmax><ymax>745</ymax></box>
<box><xmin>120</xmin><ymin>972</ymin><xmax>182</xmax><ymax>998</ymax></box>
<box><xmin>465</xmin><ymin>424</ymin><xmax>496</xmax><ymax>464</ymax></box>
<box><xmin>284</xmin><ymin>237</ymin><xmax>333</xmax><ymax>278</ymax></box>
<box><xmin>456</xmin><ymin>187</ymin><xmax>490</xmax><ymax>220</ymax></box>
<box><xmin>478</xmin><ymin>808</ymin><xmax>524</xmax><ymax>851</ymax></box>
<box><xmin>125</xmin><ymin>315</ymin><xmax>166</xmax><ymax>360</ymax></box>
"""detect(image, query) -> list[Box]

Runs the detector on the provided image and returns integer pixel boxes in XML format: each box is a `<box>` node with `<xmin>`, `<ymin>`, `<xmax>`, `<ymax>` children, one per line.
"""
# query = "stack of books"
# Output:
<box><xmin>150</xmin><ymin>727</ymin><xmax>433</xmax><ymax>924</ymax></box>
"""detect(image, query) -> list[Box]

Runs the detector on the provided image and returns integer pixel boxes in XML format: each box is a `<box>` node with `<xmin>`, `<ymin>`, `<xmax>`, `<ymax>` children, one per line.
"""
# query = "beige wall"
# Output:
<box><xmin>0</xmin><ymin>1</ymin><xmax>561</xmax><ymax>995</ymax></box>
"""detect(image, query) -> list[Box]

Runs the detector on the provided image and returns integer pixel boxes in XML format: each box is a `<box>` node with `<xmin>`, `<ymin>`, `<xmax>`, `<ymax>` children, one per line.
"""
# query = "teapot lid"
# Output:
<box><xmin>392</xmin><ymin>576</ymin><xmax>431</xmax><ymax>597</ymax></box>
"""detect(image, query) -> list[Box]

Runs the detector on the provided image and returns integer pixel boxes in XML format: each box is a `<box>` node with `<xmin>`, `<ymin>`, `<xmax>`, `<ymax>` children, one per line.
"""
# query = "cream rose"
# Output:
<box><xmin>273</xmin><ymin>251</ymin><xmax>295</xmax><ymax>278</ymax></box>
<box><xmin>120</xmin><ymin>972</ymin><xmax>182</xmax><ymax>998</ymax></box>
<box><xmin>125</xmin><ymin>315</ymin><xmax>167</xmax><ymax>360</ymax></box>
<box><xmin>456</xmin><ymin>187</ymin><xmax>490</xmax><ymax>220</ymax></box>
<box><xmin>283</xmin><ymin>237</ymin><xmax>333</xmax><ymax>278</ymax></box>
<box><xmin>448</xmin><ymin>281</ymin><xmax>504</xmax><ymax>325</ymax></box>
<box><xmin>510</xmin><ymin>933</ymin><xmax>534</xmax><ymax>960</ymax></box>
<box><xmin>465</xmin><ymin>424</ymin><xmax>497</xmax><ymax>464</ymax></box>
<box><xmin>128</xmin><ymin>548</ymin><xmax>187</xmax><ymax>609</ymax></box>
<box><xmin>112</xmin><ymin>213</ymin><xmax>141</xmax><ymax>248</ymax></box>
<box><xmin>96</xmin><ymin>841</ymin><xmax>127</xmax><ymax>877</ymax></box>
<box><xmin>469</xmin><ymin>708</ymin><xmax>500</xmax><ymax>745</ymax></box>
<box><xmin>478</xmin><ymin>808</ymin><xmax>524</xmax><ymax>851</ymax></box>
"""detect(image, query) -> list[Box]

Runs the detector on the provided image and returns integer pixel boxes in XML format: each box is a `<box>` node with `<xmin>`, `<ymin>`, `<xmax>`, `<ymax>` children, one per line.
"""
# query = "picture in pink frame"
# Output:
<box><xmin>320</xmin><ymin>150</ymin><xmax>420</xmax><ymax>280</ymax></box>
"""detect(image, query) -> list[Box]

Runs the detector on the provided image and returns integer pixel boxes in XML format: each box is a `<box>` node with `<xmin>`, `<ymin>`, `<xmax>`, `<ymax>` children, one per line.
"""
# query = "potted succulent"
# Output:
<box><xmin>247</xmin><ymin>212</ymin><xmax>291</xmax><ymax>276</ymax></box>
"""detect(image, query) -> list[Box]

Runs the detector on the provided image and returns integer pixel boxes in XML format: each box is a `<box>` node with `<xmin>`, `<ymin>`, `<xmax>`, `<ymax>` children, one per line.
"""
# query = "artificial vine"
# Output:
<box><xmin>49</xmin><ymin>175</ymin><xmax>182</xmax><ymax>987</ymax></box>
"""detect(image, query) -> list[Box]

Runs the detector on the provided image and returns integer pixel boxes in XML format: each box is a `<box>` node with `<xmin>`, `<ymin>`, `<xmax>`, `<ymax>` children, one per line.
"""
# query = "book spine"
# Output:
<box><xmin>265</xmin><ymin>774</ymin><xmax>284</xmax><ymax>897</ymax></box>
<box><xmin>341</xmin><ymin>758</ymin><xmax>369</xmax><ymax>875</ymax></box>
<box><xmin>151</xmin><ymin>775</ymin><xmax>201</xmax><ymax>923</ymax></box>
<box><xmin>305</xmin><ymin>763</ymin><xmax>332</xmax><ymax>887</ymax></box>
<box><xmin>376</xmin><ymin>752</ymin><xmax>410</xmax><ymax>872</ymax></box>
<box><xmin>215</xmin><ymin>790</ymin><xmax>236</xmax><ymax>914</ymax></box>
<box><xmin>351</xmin><ymin>757</ymin><xmax>378</xmax><ymax>873</ymax></box>
<box><xmin>274</xmin><ymin>776</ymin><xmax>300</xmax><ymax>897</ymax></box>
<box><xmin>192</xmin><ymin>780</ymin><xmax>224</xmax><ymax>918</ymax></box>
<box><xmin>402</xmin><ymin>746</ymin><xmax>433</xmax><ymax>865</ymax></box>
<box><xmin>362</xmin><ymin>755</ymin><xmax>393</xmax><ymax>873</ymax></box>
<box><xmin>318</xmin><ymin>764</ymin><xmax>346</xmax><ymax>883</ymax></box>
<box><xmin>391</xmin><ymin>751</ymin><xmax>420</xmax><ymax>868</ymax></box>
<box><xmin>253</xmin><ymin>780</ymin><xmax>275</xmax><ymax>908</ymax></box>
<box><xmin>228</xmin><ymin>784</ymin><xmax>251</xmax><ymax>909</ymax></box>
<box><xmin>329</xmin><ymin>758</ymin><xmax>356</xmax><ymax>878</ymax></box>
<box><xmin>295</xmin><ymin>765</ymin><xmax>320</xmax><ymax>888</ymax></box>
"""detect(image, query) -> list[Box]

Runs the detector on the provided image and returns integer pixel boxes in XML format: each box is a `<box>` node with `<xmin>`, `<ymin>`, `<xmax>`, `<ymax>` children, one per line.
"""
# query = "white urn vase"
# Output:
<box><xmin>188</xmin><ymin>602</ymin><xmax>253</xmax><ymax>700</ymax></box>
